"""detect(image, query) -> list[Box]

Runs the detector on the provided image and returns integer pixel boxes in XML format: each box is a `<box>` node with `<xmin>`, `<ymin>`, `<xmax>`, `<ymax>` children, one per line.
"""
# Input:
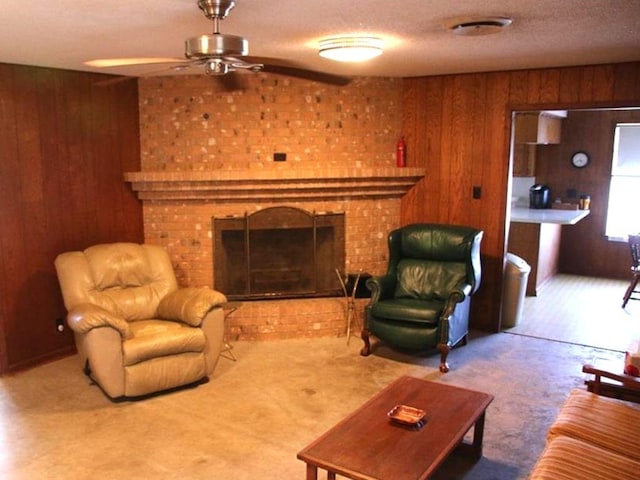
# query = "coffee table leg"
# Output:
<box><xmin>305</xmin><ymin>465</ymin><xmax>336</xmax><ymax>480</ymax></box>
<box><xmin>455</xmin><ymin>411</ymin><xmax>487</xmax><ymax>459</ymax></box>
<box><xmin>471</xmin><ymin>411</ymin><xmax>486</xmax><ymax>459</ymax></box>
<box><xmin>305</xmin><ymin>464</ymin><xmax>318</xmax><ymax>480</ymax></box>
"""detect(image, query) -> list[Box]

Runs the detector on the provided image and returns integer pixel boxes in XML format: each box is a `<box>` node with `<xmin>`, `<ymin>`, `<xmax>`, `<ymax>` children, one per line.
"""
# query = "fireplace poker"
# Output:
<box><xmin>335</xmin><ymin>269</ymin><xmax>361</xmax><ymax>345</ymax></box>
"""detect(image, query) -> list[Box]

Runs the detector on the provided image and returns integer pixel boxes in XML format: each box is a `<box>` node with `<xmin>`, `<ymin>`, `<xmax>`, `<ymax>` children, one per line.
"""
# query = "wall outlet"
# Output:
<box><xmin>274</xmin><ymin>152</ymin><xmax>287</xmax><ymax>162</ymax></box>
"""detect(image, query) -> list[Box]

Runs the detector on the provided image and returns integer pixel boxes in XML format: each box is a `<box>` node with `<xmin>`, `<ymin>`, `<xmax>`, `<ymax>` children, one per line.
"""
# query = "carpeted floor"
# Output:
<box><xmin>0</xmin><ymin>331</ymin><xmax>625</xmax><ymax>480</ymax></box>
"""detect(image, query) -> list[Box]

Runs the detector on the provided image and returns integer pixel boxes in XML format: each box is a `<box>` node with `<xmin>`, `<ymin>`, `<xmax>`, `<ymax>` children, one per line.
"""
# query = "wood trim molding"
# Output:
<box><xmin>124</xmin><ymin>167</ymin><xmax>425</xmax><ymax>201</ymax></box>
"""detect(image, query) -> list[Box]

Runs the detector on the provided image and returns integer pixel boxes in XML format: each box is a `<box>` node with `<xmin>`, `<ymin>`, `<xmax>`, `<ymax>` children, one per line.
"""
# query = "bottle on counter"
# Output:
<box><xmin>579</xmin><ymin>194</ymin><xmax>591</xmax><ymax>210</ymax></box>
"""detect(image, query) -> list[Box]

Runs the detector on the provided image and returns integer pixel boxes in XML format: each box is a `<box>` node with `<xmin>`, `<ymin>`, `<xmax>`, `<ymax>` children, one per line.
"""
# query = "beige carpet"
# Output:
<box><xmin>505</xmin><ymin>274</ymin><xmax>640</xmax><ymax>353</ymax></box>
<box><xmin>0</xmin><ymin>332</ymin><xmax>625</xmax><ymax>480</ymax></box>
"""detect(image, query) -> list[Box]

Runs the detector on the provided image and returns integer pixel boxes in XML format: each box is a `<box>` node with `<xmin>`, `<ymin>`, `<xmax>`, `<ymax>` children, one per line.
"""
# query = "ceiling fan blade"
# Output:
<box><xmin>85</xmin><ymin>57</ymin><xmax>187</xmax><ymax>68</ymax></box>
<box><xmin>244</xmin><ymin>56</ymin><xmax>351</xmax><ymax>86</ymax></box>
<box><xmin>260</xmin><ymin>64</ymin><xmax>351</xmax><ymax>86</ymax></box>
<box><xmin>93</xmin><ymin>61</ymin><xmax>203</xmax><ymax>87</ymax></box>
<box><xmin>93</xmin><ymin>63</ymin><xmax>191</xmax><ymax>86</ymax></box>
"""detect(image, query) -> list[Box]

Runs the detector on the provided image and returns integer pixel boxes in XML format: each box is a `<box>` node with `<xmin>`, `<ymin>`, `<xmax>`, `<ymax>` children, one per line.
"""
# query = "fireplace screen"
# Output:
<box><xmin>213</xmin><ymin>207</ymin><xmax>345</xmax><ymax>300</ymax></box>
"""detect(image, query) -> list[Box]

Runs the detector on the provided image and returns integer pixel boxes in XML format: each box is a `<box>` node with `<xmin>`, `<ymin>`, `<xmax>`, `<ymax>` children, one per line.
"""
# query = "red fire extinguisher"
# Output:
<box><xmin>396</xmin><ymin>137</ymin><xmax>406</xmax><ymax>168</ymax></box>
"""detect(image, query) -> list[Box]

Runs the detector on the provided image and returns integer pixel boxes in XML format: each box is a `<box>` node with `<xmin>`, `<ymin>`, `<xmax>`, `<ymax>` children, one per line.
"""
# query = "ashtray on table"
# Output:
<box><xmin>387</xmin><ymin>404</ymin><xmax>426</xmax><ymax>427</ymax></box>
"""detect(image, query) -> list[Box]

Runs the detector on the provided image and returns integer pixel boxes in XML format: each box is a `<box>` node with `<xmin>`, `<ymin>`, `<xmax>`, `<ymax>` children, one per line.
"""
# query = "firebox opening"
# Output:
<box><xmin>213</xmin><ymin>207</ymin><xmax>345</xmax><ymax>301</ymax></box>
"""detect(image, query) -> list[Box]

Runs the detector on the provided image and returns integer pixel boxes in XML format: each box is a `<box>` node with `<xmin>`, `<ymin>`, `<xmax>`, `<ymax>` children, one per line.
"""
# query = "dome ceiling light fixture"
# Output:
<box><xmin>449</xmin><ymin>16</ymin><xmax>513</xmax><ymax>36</ymax></box>
<box><xmin>318</xmin><ymin>36</ymin><xmax>384</xmax><ymax>62</ymax></box>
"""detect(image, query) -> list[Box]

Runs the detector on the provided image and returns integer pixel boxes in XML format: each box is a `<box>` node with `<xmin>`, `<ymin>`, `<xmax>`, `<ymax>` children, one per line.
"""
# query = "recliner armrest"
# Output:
<box><xmin>441</xmin><ymin>282</ymin><xmax>473</xmax><ymax>318</ymax></box>
<box><xmin>67</xmin><ymin>303</ymin><xmax>131</xmax><ymax>338</ymax></box>
<box><xmin>447</xmin><ymin>282</ymin><xmax>472</xmax><ymax>304</ymax></box>
<box><xmin>158</xmin><ymin>287</ymin><xmax>227</xmax><ymax>327</ymax></box>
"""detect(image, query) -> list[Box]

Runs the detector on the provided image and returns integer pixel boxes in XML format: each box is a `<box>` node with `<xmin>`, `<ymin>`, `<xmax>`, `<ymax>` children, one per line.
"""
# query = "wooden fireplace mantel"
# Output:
<box><xmin>124</xmin><ymin>167</ymin><xmax>425</xmax><ymax>201</ymax></box>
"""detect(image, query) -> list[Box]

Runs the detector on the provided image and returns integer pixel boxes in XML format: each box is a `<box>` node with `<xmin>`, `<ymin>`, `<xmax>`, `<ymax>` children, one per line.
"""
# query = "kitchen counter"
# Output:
<box><xmin>508</xmin><ymin>206</ymin><xmax>589</xmax><ymax>297</ymax></box>
<box><xmin>510</xmin><ymin>207</ymin><xmax>590</xmax><ymax>225</ymax></box>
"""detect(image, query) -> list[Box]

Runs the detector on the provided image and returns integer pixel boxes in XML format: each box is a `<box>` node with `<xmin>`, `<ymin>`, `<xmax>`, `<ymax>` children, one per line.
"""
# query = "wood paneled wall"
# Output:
<box><xmin>0</xmin><ymin>64</ymin><xmax>143</xmax><ymax>374</ymax></box>
<box><xmin>536</xmin><ymin>109</ymin><xmax>640</xmax><ymax>279</ymax></box>
<box><xmin>2</xmin><ymin>61</ymin><xmax>639</xmax><ymax>370</ymax></box>
<box><xmin>401</xmin><ymin>63</ymin><xmax>640</xmax><ymax>331</ymax></box>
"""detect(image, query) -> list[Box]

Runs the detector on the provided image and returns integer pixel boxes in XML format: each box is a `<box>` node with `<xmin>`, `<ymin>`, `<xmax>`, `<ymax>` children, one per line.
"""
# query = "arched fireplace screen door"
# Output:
<box><xmin>213</xmin><ymin>207</ymin><xmax>345</xmax><ymax>301</ymax></box>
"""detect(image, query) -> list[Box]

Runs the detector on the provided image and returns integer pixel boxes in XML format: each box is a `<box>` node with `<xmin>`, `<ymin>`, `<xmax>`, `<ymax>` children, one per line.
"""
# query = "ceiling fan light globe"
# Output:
<box><xmin>185</xmin><ymin>34</ymin><xmax>248</xmax><ymax>59</ymax></box>
<box><xmin>318</xmin><ymin>37</ymin><xmax>383</xmax><ymax>63</ymax></box>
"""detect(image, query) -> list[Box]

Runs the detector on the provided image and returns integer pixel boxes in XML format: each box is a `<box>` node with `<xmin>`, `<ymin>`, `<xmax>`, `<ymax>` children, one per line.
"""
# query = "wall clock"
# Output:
<box><xmin>571</xmin><ymin>151</ymin><xmax>589</xmax><ymax>168</ymax></box>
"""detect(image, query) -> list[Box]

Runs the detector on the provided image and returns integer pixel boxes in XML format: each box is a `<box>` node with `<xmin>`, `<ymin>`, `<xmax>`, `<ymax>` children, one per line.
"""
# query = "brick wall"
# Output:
<box><xmin>139</xmin><ymin>75</ymin><xmax>402</xmax><ymax>170</ymax></box>
<box><xmin>136</xmin><ymin>73</ymin><xmax>407</xmax><ymax>341</ymax></box>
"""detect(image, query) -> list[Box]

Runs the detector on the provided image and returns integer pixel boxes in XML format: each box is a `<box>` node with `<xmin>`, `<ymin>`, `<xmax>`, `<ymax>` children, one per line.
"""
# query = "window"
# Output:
<box><xmin>605</xmin><ymin>123</ymin><xmax>640</xmax><ymax>240</ymax></box>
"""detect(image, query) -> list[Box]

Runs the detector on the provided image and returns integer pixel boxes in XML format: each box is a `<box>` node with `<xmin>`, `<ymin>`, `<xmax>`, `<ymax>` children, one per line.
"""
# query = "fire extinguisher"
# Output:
<box><xmin>396</xmin><ymin>137</ymin><xmax>406</xmax><ymax>168</ymax></box>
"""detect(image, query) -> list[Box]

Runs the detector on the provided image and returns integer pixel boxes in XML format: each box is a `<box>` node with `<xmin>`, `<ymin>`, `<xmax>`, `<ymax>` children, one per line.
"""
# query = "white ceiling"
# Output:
<box><xmin>1</xmin><ymin>0</ymin><xmax>639</xmax><ymax>79</ymax></box>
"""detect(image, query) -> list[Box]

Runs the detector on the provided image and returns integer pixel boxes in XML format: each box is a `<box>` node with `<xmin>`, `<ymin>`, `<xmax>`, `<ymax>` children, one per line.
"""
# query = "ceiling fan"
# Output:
<box><xmin>89</xmin><ymin>0</ymin><xmax>351</xmax><ymax>89</ymax></box>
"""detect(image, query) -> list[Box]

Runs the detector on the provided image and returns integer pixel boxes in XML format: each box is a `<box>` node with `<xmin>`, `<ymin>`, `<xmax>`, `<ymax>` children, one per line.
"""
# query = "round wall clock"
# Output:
<box><xmin>571</xmin><ymin>151</ymin><xmax>589</xmax><ymax>168</ymax></box>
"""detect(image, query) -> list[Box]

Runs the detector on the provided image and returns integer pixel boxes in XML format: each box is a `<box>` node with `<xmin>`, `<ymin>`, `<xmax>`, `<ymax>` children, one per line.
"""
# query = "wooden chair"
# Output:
<box><xmin>622</xmin><ymin>234</ymin><xmax>640</xmax><ymax>308</ymax></box>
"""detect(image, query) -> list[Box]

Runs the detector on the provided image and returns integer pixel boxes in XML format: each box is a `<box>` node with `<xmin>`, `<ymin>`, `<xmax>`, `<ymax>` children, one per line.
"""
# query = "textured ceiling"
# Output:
<box><xmin>1</xmin><ymin>0</ymin><xmax>639</xmax><ymax>79</ymax></box>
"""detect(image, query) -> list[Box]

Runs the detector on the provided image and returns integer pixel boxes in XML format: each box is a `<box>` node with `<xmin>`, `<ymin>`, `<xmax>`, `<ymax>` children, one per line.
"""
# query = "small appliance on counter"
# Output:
<box><xmin>529</xmin><ymin>184</ymin><xmax>551</xmax><ymax>209</ymax></box>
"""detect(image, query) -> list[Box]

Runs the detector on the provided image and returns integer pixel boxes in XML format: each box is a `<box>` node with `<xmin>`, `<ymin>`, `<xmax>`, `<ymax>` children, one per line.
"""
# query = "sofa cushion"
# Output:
<box><xmin>530</xmin><ymin>435</ymin><xmax>640</xmax><ymax>480</ymax></box>
<box><xmin>123</xmin><ymin>319</ymin><xmax>206</xmax><ymax>366</ymax></box>
<box><xmin>55</xmin><ymin>243</ymin><xmax>179</xmax><ymax>321</ymax></box>
<box><xmin>395</xmin><ymin>259</ymin><xmax>466</xmax><ymax>301</ymax></box>
<box><xmin>124</xmin><ymin>352</ymin><xmax>206</xmax><ymax>397</ymax></box>
<box><xmin>370</xmin><ymin>298</ymin><xmax>442</xmax><ymax>324</ymax></box>
<box><xmin>547</xmin><ymin>389</ymin><xmax>640</xmax><ymax>462</ymax></box>
<box><xmin>85</xmin><ymin>243</ymin><xmax>153</xmax><ymax>289</ymax></box>
<box><xmin>368</xmin><ymin>317</ymin><xmax>438</xmax><ymax>351</ymax></box>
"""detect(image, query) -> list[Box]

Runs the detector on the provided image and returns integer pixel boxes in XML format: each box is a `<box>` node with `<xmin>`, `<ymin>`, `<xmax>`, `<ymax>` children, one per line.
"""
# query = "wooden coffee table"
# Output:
<box><xmin>297</xmin><ymin>375</ymin><xmax>494</xmax><ymax>480</ymax></box>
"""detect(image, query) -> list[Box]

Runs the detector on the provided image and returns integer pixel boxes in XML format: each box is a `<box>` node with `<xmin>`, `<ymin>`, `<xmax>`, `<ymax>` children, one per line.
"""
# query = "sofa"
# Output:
<box><xmin>529</xmin><ymin>365</ymin><xmax>640</xmax><ymax>479</ymax></box>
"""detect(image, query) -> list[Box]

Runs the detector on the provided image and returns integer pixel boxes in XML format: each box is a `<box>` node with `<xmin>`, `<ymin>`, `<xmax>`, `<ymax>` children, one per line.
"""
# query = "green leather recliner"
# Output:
<box><xmin>361</xmin><ymin>223</ymin><xmax>483</xmax><ymax>372</ymax></box>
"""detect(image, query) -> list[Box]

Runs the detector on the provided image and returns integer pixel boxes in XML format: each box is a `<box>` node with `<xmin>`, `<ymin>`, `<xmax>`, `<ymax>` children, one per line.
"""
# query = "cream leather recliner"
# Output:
<box><xmin>55</xmin><ymin>242</ymin><xmax>227</xmax><ymax>400</ymax></box>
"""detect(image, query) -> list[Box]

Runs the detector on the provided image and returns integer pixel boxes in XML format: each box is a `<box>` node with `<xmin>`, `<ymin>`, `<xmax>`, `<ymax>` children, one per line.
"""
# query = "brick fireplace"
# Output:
<box><xmin>125</xmin><ymin>167</ymin><xmax>424</xmax><ymax>340</ymax></box>
<box><xmin>129</xmin><ymin>74</ymin><xmax>424</xmax><ymax>341</ymax></box>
